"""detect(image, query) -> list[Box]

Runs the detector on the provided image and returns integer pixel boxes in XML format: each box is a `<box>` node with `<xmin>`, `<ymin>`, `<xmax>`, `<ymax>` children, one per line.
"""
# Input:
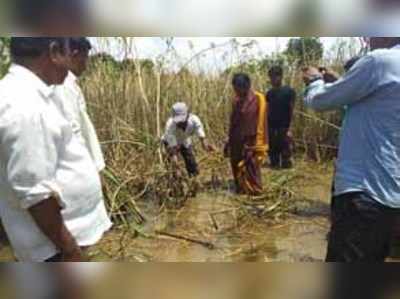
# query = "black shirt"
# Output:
<box><xmin>266</xmin><ymin>86</ymin><xmax>296</xmax><ymax>129</ymax></box>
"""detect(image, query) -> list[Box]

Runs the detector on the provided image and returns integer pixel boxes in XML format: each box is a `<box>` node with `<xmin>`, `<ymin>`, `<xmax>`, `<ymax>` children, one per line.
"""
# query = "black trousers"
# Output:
<box><xmin>326</xmin><ymin>192</ymin><xmax>399</xmax><ymax>262</ymax></box>
<box><xmin>268</xmin><ymin>127</ymin><xmax>292</xmax><ymax>168</ymax></box>
<box><xmin>164</xmin><ymin>142</ymin><xmax>199</xmax><ymax>177</ymax></box>
<box><xmin>179</xmin><ymin>146</ymin><xmax>199</xmax><ymax>177</ymax></box>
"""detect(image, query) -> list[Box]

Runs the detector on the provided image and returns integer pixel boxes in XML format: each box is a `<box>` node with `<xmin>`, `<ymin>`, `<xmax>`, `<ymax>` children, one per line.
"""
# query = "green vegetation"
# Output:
<box><xmin>0</xmin><ymin>38</ymin><xmax>362</xmax><ymax>261</ymax></box>
<box><xmin>286</xmin><ymin>37</ymin><xmax>324</xmax><ymax>65</ymax></box>
<box><xmin>81</xmin><ymin>37</ymin><xmax>359</xmax><ymax>229</ymax></box>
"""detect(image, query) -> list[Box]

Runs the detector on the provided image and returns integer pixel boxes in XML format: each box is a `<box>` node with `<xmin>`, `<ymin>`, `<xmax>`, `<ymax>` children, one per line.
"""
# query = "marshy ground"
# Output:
<box><xmin>90</xmin><ymin>160</ymin><xmax>333</xmax><ymax>262</ymax></box>
<box><xmin>0</xmin><ymin>160</ymin><xmax>333</xmax><ymax>262</ymax></box>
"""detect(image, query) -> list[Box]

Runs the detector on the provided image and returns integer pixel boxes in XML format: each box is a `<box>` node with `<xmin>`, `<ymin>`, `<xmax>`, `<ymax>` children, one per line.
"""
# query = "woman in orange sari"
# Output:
<box><xmin>225</xmin><ymin>73</ymin><xmax>269</xmax><ymax>195</ymax></box>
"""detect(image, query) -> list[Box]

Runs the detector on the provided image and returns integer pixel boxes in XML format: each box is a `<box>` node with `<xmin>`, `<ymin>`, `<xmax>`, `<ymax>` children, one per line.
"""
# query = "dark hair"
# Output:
<box><xmin>232</xmin><ymin>73</ymin><xmax>251</xmax><ymax>90</ymax></box>
<box><xmin>69</xmin><ymin>37</ymin><xmax>92</xmax><ymax>53</ymax></box>
<box><xmin>10</xmin><ymin>37</ymin><xmax>67</xmax><ymax>60</ymax></box>
<box><xmin>268</xmin><ymin>65</ymin><xmax>283</xmax><ymax>77</ymax></box>
<box><xmin>344</xmin><ymin>56</ymin><xmax>361</xmax><ymax>72</ymax></box>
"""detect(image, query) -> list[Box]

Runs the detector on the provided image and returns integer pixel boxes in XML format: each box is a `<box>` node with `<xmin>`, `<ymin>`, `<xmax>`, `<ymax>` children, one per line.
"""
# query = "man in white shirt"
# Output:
<box><xmin>55</xmin><ymin>37</ymin><xmax>105</xmax><ymax>172</ymax></box>
<box><xmin>0</xmin><ymin>37</ymin><xmax>111</xmax><ymax>262</ymax></box>
<box><xmin>162</xmin><ymin>102</ymin><xmax>214</xmax><ymax>176</ymax></box>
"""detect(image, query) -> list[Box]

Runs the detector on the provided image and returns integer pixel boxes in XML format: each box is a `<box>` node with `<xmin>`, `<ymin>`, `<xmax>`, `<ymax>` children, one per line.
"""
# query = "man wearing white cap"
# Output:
<box><xmin>162</xmin><ymin>102</ymin><xmax>214</xmax><ymax>177</ymax></box>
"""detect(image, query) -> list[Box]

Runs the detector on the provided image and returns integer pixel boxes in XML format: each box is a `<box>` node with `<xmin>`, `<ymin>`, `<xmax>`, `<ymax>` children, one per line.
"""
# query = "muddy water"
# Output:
<box><xmin>89</xmin><ymin>169</ymin><xmax>331</xmax><ymax>262</ymax></box>
<box><xmin>0</xmin><ymin>205</ymin><xmax>329</xmax><ymax>262</ymax></box>
<box><xmin>148</xmin><ymin>193</ymin><xmax>329</xmax><ymax>262</ymax></box>
<box><xmin>0</xmin><ymin>164</ymin><xmax>332</xmax><ymax>262</ymax></box>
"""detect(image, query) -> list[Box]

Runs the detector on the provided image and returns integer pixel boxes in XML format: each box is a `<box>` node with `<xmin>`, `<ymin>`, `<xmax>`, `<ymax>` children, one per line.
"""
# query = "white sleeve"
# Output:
<box><xmin>77</xmin><ymin>86</ymin><xmax>106</xmax><ymax>172</ymax></box>
<box><xmin>193</xmin><ymin>116</ymin><xmax>206</xmax><ymax>139</ymax></box>
<box><xmin>163</xmin><ymin>119</ymin><xmax>178</xmax><ymax>148</ymax></box>
<box><xmin>80</xmin><ymin>111</ymin><xmax>106</xmax><ymax>171</ymax></box>
<box><xmin>0</xmin><ymin>111</ymin><xmax>65</xmax><ymax>210</ymax></box>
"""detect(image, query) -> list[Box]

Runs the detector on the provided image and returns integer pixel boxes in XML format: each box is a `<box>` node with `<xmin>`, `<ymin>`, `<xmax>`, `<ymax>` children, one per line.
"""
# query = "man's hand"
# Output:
<box><xmin>302</xmin><ymin>67</ymin><xmax>323</xmax><ymax>86</ymax></box>
<box><xmin>170</xmin><ymin>148</ymin><xmax>180</xmax><ymax>165</ymax></box>
<box><xmin>200</xmin><ymin>138</ymin><xmax>215</xmax><ymax>153</ymax></box>
<box><xmin>319</xmin><ymin>67</ymin><xmax>340</xmax><ymax>83</ymax></box>
<box><xmin>62</xmin><ymin>245</ymin><xmax>83</xmax><ymax>262</ymax></box>
<box><xmin>169</xmin><ymin>149</ymin><xmax>184</xmax><ymax>178</ymax></box>
<box><xmin>29</xmin><ymin>197</ymin><xmax>84</xmax><ymax>262</ymax></box>
<box><xmin>60</xmin><ymin>234</ymin><xmax>84</xmax><ymax>262</ymax></box>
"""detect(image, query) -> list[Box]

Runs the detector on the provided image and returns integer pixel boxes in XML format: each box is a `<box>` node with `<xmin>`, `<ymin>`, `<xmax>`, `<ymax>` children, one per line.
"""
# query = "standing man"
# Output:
<box><xmin>225</xmin><ymin>73</ymin><xmax>268</xmax><ymax>195</ymax></box>
<box><xmin>267</xmin><ymin>66</ymin><xmax>296</xmax><ymax>169</ymax></box>
<box><xmin>162</xmin><ymin>102</ymin><xmax>215</xmax><ymax>177</ymax></box>
<box><xmin>55</xmin><ymin>37</ymin><xmax>105</xmax><ymax>172</ymax></box>
<box><xmin>303</xmin><ymin>37</ymin><xmax>400</xmax><ymax>262</ymax></box>
<box><xmin>0</xmin><ymin>37</ymin><xmax>111</xmax><ymax>262</ymax></box>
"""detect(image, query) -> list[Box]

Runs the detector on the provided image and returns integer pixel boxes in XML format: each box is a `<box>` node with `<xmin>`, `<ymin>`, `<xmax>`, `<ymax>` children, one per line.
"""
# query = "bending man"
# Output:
<box><xmin>162</xmin><ymin>102</ymin><xmax>214</xmax><ymax>177</ymax></box>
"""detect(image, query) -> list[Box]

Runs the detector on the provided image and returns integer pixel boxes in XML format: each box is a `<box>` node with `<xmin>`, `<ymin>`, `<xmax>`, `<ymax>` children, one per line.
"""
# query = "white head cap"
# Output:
<box><xmin>172</xmin><ymin>102</ymin><xmax>189</xmax><ymax>123</ymax></box>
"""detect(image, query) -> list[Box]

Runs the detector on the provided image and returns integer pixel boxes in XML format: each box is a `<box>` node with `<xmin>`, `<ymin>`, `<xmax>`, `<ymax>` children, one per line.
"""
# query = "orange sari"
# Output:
<box><xmin>229</xmin><ymin>91</ymin><xmax>269</xmax><ymax>195</ymax></box>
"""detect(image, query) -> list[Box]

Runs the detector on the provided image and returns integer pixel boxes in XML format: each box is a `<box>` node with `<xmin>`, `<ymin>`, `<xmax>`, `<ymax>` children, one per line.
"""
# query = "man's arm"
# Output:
<box><xmin>194</xmin><ymin>116</ymin><xmax>215</xmax><ymax>152</ymax></box>
<box><xmin>29</xmin><ymin>198</ymin><xmax>82</xmax><ymax>261</ymax></box>
<box><xmin>200</xmin><ymin>137</ymin><xmax>215</xmax><ymax>152</ymax></box>
<box><xmin>304</xmin><ymin>55</ymin><xmax>380</xmax><ymax>111</ymax></box>
<box><xmin>163</xmin><ymin>119</ymin><xmax>179</xmax><ymax>155</ymax></box>
<box><xmin>2</xmin><ymin>111</ymin><xmax>81</xmax><ymax>261</ymax></box>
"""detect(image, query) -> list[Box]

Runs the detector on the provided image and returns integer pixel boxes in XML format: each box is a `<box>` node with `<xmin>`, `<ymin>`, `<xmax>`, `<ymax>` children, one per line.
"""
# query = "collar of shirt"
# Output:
<box><xmin>66</xmin><ymin>71</ymin><xmax>78</xmax><ymax>83</ymax></box>
<box><xmin>8</xmin><ymin>64</ymin><xmax>55</xmax><ymax>99</ymax></box>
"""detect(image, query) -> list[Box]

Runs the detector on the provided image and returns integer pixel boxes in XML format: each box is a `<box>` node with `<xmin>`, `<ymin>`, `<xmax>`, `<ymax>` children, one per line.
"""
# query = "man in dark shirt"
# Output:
<box><xmin>266</xmin><ymin>66</ymin><xmax>296</xmax><ymax>169</ymax></box>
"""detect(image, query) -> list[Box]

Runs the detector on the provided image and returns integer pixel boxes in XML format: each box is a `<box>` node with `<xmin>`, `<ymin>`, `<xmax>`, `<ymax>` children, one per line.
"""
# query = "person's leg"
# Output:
<box><xmin>245</xmin><ymin>155</ymin><xmax>263</xmax><ymax>195</ymax></box>
<box><xmin>230</xmin><ymin>159</ymin><xmax>242</xmax><ymax>194</ymax></box>
<box><xmin>326</xmin><ymin>193</ymin><xmax>396</xmax><ymax>262</ymax></box>
<box><xmin>180</xmin><ymin>146</ymin><xmax>199</xmax><ymax>177</ymax></box>
<box><xmin>269</xmin><ymin>128</ymin><xmax>280</xmax><ymax>168</ymax></box>
<box><xmin>281</xmin><ymin>128</ymin><xmax>293</xmax><ymax>169</ymax></box>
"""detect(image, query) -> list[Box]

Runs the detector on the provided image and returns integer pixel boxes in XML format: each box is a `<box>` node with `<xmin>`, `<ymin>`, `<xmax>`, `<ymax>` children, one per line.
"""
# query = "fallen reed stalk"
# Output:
<box><xmin>83</xmin><ymin>38</ymin><xmax>350</xmax><ymax>229</ymax></box>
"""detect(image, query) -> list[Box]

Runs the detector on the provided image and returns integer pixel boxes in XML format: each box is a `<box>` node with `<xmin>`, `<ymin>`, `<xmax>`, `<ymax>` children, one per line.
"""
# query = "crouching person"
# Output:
<box><xmin>162</xmin><ymin>102</ymin><xmax>215</xmax><ymax>177</ymax></box>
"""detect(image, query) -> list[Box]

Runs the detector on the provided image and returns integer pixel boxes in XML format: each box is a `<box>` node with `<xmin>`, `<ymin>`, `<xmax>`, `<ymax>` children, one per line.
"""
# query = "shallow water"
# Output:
<box><xmin>0</xmin><ymin>164</ymin><xmax>332</xmax><ymax>262</ymax></box>
<box><xmin>89</xmin><ymin>182</ymin><xmax>330</xmax><ymax>262</ymax></box>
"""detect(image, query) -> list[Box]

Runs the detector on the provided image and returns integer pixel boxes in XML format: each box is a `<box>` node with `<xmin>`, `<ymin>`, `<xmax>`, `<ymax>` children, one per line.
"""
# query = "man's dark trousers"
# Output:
<box><xmin>326</xmin><ymin>192</ymin><xmax>399</xmax><ymax>262</ymax></box>
<box><xmin>269</xmin><ymin>127</ymin><xmax>292</xmax><ymax>168</ymax></box>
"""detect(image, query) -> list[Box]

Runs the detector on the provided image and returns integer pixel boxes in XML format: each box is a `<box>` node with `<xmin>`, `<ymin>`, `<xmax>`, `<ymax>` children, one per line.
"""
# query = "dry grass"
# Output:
<box><xmin>81</xmin><ymin>38</ymin><xmax>352</xmax><ymax>230</ymax></box>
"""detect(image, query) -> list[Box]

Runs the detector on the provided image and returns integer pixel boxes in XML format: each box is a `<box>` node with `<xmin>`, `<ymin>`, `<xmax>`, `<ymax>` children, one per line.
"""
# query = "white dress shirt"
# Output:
<box><xmin>54</xmin><ymin>72</ymin><xmax>105</xmax><ymax>172</ymax></box>
<box><xmin>161</xmin><ymin>114</ymin><xmax>206</xmax><ymax>148</ymax></box>
<box><xmin>0</xmin><ymin>65</ymin><xmax>112</xmax><ymax>261</ymax></box>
